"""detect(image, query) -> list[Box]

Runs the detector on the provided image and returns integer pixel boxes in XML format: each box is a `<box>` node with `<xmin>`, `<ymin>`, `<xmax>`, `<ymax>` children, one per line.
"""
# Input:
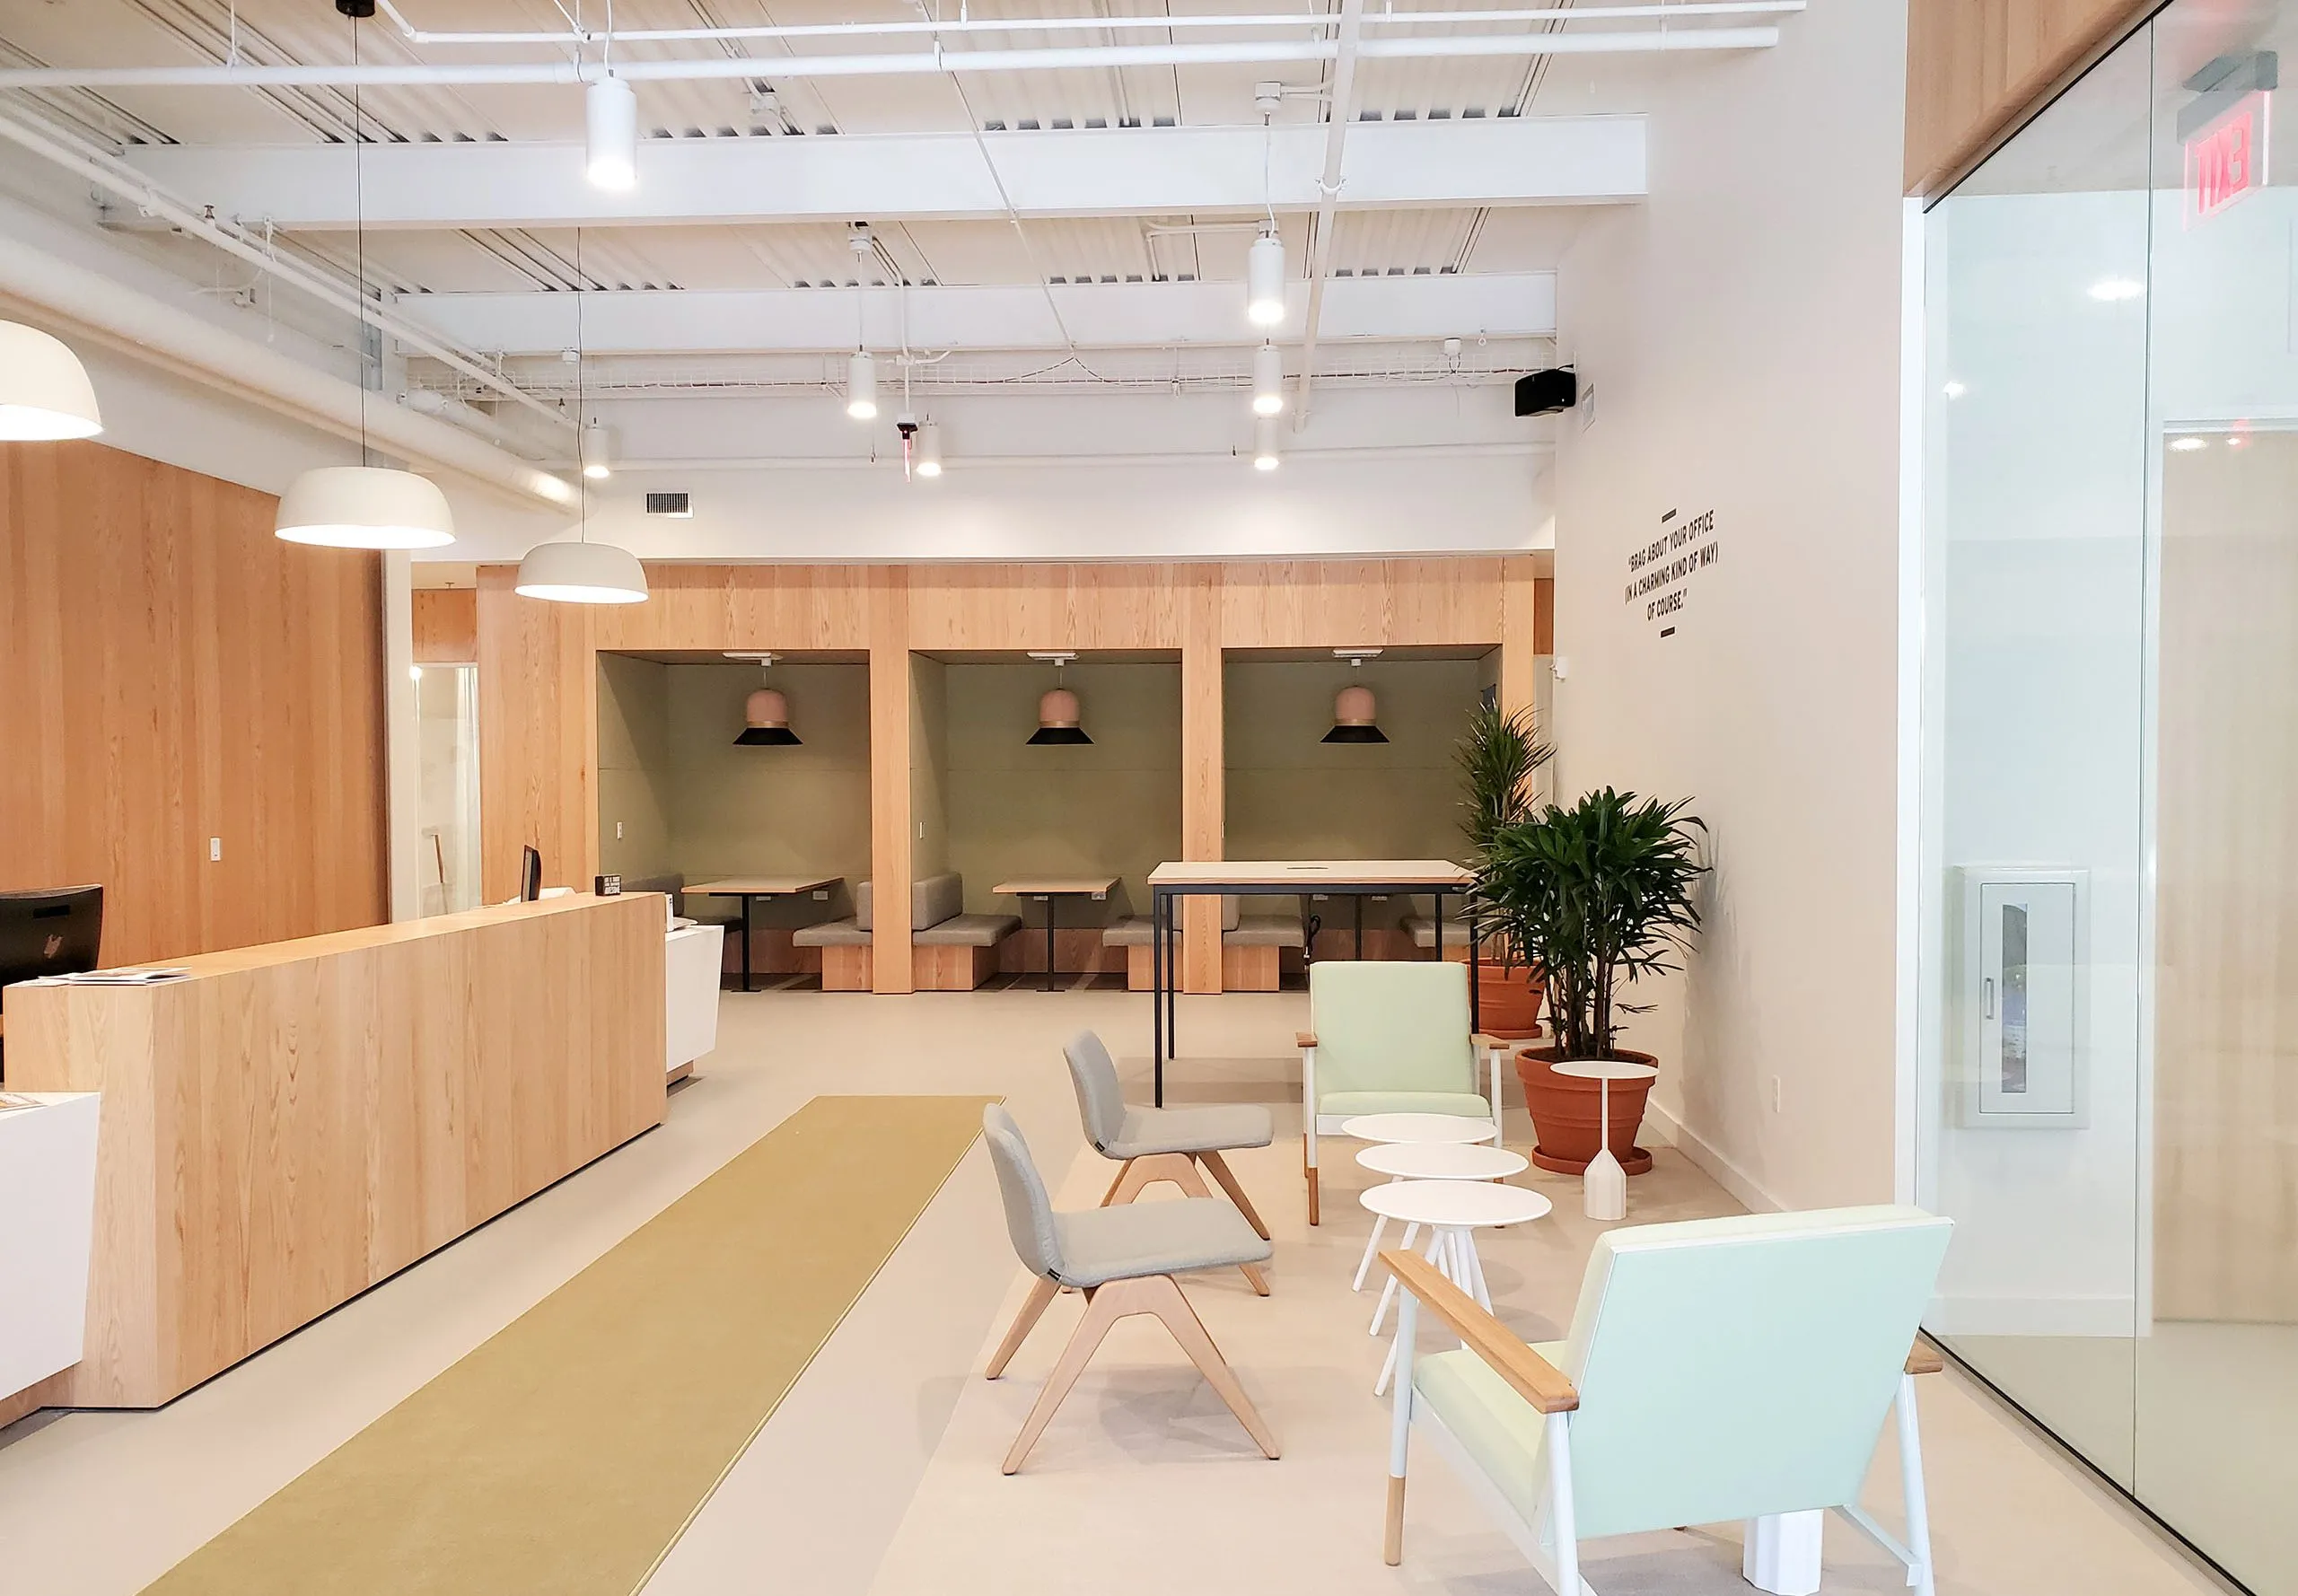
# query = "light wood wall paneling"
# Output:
<box><xmin>869</xmin><ymin>570</ymin><xmax>916</xmax><ymax>993</ymax></box>
<box><xmin>478</xmin><ymin>564</ymin><xmax>598</xmax><ymax>900</ymax></box>
<box><xmin>4</xmin><ymin>893</ymin><xmax>664</xmax><ymax>1408</ymax></box>
<box><xmin>1499</xmin><ymin>557</ymin><xmax>1547</xmax><ymax>718</ymax></box>
<box><xmin>594</xmin><ymin>563</ymin><xmax>873</xmax><ymax>653</ymax></box>
<box><xmin>413</xmin><ymin>587</ymin><xmax>479</xmax><ymax>662</ymax></box>
<box><xmin>906</xmin><ymin>562</ymin><xmax>1187</xmax><ymax>651</ymax></box>
<box><xmin>0</xmin><ymin>440</ymin><xmax>386</xmax><ymax>969</ymax></box>
<box><xmin>1219</xmin><ymin>557</ymin><xmax>1509</xmax><ymax>647</ymax></box>
<box><xmin>2152</xmin><ymin>440</ymin><xmax>2298</xmax><ymax>1322</ymax></box>
<box><xmin>1181</xmin><ymin>565</ymin><xmax>1227</xmax><ymax>994</ymax></box>
<box><xmin>1904</xmin><ymin>0</ymin><xmax>2155</xmax><ymax>197</ymax></box>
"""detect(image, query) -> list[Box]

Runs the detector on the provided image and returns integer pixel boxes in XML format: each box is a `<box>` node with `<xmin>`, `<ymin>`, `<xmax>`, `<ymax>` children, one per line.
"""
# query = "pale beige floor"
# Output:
<box><xmin>0</xmin><ymin>990</ymin><xmax>2239</xmax><ymax>1596</ymax></box>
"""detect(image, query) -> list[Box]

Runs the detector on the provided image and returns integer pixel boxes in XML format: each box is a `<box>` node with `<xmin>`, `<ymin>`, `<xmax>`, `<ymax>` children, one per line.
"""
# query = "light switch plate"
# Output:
<box><xmin>208</xmin><ymin>837</ymin><xmax>222</xmax><ymax>862</ymax></box>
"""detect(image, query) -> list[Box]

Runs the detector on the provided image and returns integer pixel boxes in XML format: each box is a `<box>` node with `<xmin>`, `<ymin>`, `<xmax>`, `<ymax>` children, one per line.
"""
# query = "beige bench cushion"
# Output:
<box><xmin>913</xmin><ymin>912</ymin><xmax>1021</xmax><ymax>947</ymax></box>
<box><xmin>1102</xmin><ymin>916</ymin><xmax>1153</xmax><ymax>948</ymax></box>
<box><xmin>791</xmin><ymin>918</ymin><xmax>871</xmax><ymax>948</ymax></box>
<box><xmin>855</xmin><ymin>872</ymin><xmax>967</xmax><ymax>932</ymax></box>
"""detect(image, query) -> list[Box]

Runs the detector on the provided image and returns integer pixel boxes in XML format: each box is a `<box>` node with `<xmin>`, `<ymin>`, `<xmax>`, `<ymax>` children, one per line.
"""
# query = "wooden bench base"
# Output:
<box><xmin>1223</xmin><ymin>944</ymin><xmax>1280</xmax><ymax>992</ymax></box>
<box><xmin>820</xmin><ymin>945</ymin><xmax>873</xmax><ymax>991</ymax></box>
<box><xmin>916</xmin><ymin>943</ymin><xmax>1001</xmax><ymax>990</ymax></box>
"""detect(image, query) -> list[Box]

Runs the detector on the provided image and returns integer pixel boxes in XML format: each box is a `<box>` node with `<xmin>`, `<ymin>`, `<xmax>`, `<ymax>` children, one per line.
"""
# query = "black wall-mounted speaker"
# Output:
<box><xmin>1513</xmin><ymin>368</ymin><xmax>1577</xmax><ymax>417</ymax></box>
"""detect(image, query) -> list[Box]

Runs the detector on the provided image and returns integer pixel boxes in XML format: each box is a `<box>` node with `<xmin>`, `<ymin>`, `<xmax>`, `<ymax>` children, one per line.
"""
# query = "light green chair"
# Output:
<box><xmin>1380</xmin><ymin>1206</ymin><xmax>1953</xmax><ymax>1596</ymax></box>
<box><xmin>1297</xmin><ymin>960</ymin><xmax>1509</xmax><ymax>1223</ymax></box>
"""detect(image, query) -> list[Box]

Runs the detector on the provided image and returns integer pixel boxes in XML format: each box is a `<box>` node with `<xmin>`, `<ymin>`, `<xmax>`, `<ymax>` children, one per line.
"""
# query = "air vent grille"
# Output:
<box><xmin>645</xmin><ymin>491</ymin><xmax>692</xmax><ymax>518</ymax></box>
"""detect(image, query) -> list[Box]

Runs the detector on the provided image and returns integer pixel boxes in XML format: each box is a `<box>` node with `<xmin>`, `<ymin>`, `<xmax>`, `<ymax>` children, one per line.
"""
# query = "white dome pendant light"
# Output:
<box><xmin>1251</xmin><ymin>342</ymin><xmax>1285</xmax><ymax>417</ymax></box>
<box><xmin>0</xmin><ymin>320</ymin><xmax>102</xmax><ymax>440</ymax></box>
<box><xmin>275</xmin><ymin>12</ymin><xmax>457</xmax><ymax>552</ymax></box>
<box><xmin>516</xmin><ymin>226</ymin><xmax>648</xmax><ymax>605</ymax></box>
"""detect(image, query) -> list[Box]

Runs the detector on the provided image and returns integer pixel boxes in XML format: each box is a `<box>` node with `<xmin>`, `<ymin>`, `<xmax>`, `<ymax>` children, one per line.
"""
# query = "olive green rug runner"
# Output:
<box><xmin>144</xmin><ymin>1094</ymin><xmax>996</xmax><ymax>1596</ymax></box>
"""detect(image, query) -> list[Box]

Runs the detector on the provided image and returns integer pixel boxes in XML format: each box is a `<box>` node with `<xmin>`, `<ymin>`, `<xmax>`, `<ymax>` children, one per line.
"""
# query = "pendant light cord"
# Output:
<box><xmin>575</xmin><ymin>225</ymin><xmax>588</xmax><ymax>546</ymax></box>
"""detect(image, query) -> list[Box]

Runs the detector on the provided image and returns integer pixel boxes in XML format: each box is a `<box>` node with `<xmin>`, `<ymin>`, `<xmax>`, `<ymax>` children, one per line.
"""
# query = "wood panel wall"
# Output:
<box><xmin>1905</xmin><ymin>0</ymin><xmax>2157</xmax><ymax>197</ymax></box>
<box><xmin>413</xmin><ymin>587</ymin><xmax>478</xmax><ymax>662</ymax></box>
<box><xmin>478</xmin><ymin>557</ymin><xmax>1548</xmax><ymax>985</ymax></box>
<box><xmin>2153</xmin><ymin>439</ymin><xmax>2298</xmax><ymax>1323</ymax></box>
<box><xmin>0</xmin><ymin>440</ymin><xmax>386</xmax><ymax>969</ymax></box>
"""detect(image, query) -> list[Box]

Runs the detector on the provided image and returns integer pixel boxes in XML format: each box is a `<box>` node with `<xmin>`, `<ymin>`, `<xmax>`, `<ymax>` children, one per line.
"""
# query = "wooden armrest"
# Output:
<box><xmin>1471</xmin><ymin>1032</ymin><xmax>1510</xmax><ymax>1053</ymax></box>
<box><xmin>1382</xmin><ymin>1249</ymin><xmax>1578</xmax><ymax>1414</ymax></box>
<box><xmin>1906</xmin><ymin>1339</ymin><xmax>1943</xmax><ymax>1377</ymax></box>
<box><xmin>1295</xmin><ymin>1030</ymin><xmax>1318</xmax><ymax>1049</ymax></box>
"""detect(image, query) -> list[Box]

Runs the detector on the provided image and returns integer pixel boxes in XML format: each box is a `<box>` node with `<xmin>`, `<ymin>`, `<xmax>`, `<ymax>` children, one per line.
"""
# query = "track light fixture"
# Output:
<box><xmin>586</xmin><ymin>75</ymin><xmax>638</xmax><ymax>190</ymax></box>
<box><xmin>846</xmin><ymin>350</ymin><xmax>878</xmax><ymax>420</ymax></box>
<box><xmin>1251</xmin><ymin>342</ymin><xmax>1285</xmax><ymax>417</ymax></box>
<box><xmin>581</xmin><ymin>418</ymin><xmax>611</xmax><ymax>479</ymax></box>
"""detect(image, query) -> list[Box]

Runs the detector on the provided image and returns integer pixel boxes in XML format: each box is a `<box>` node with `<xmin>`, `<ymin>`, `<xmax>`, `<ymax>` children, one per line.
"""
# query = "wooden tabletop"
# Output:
<box><xmin>994</xmin><ymin>876</ymin><xmax>1118</xmax><ymax>897</ymax></box>
<box><xmin>685</xmin><ymin>875</ymin><xmax>843</xmax><ymax>897</ymax></box>
<box><xmin>1147</xmin><ymin>859</ymin><xmax>1472</xmax><ymax>889</ymax></box>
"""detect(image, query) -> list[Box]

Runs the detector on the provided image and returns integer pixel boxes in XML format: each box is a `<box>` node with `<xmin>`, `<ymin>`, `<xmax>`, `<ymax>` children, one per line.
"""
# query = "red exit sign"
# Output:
<box><xmin>2187</xmin><ymin>90</ymin><xmax>2270</xmax><ymax>224</ymax></box>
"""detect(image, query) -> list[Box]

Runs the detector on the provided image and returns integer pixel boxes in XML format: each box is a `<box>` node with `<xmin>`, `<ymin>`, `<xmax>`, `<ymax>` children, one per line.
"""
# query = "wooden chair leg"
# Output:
<box><xmin>1002</xmin><ymin>1282</ymin><xmax>1126</xmax><ymax>1475</ymax></box>
<box><xmin>1307</xmin><ymin>1163</ymin><xmax>1320</xmax><ymax>1226</ymax></box>
<box><xmin>1099</xmin><ymin>1161</ymin><xmax>1134</xmax><ymax>1206</ymax></box>
<box><xmin>1384</xmin><ymin>1475</ymin><xmax>1407</xmax><ymax>1565</ymax></box>
<box><xmin>985</xmin><ymin>1275</ymin><xmax>1060</xmax><ymax>1380</ymax></box>
<box><xmin>1136</xmin><ymin>1273</ymin><xmax>1281</xmax><ymax>1460</ymax></box>
<box><xmin>1106</xmin><ymin>1151</ymin><xmax>1201</xmax><ymax>1206</ymax></box>
<box><xmin>1239</xmin><ymin>1258</ymin><xmax>1272</xmax><ymax>1296</ymax></box>
<box><xmin>1198</xmin><ymin>1149</ymin><xmax>1270</xmax><ymax>1240</ymax></box>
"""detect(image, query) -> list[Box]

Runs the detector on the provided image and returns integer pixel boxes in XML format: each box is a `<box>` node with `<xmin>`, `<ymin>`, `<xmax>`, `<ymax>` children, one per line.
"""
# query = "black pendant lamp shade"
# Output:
<box><xmin>1026</xmin><ymin>652</ymin><xmax>1092</xmax><ymax>744</ymax></box>
<box><xmin>1323</xmin><ymin>651</ymin><xmax>1389</xmax><ymax>742</ymax></box>
<box><xmin>730</xmin><ymin>653</ymin><xmax>802</xmax><ymax>745</ymax></box>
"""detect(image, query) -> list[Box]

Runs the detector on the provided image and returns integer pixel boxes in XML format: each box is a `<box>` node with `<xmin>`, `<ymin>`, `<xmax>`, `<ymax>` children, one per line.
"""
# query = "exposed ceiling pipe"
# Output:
<box><xmin>372</xmin><ymin>2</ymin><xmax>1803</xmax><ymax>45</ymax></box>
<box><xmin>0</xmin><ymin>231</ymin><xmax>575</xmax><ymax>511</ymax></box>
<box><xmin>1293</xmin><ymin>0</ymin><xmax>1366</xmax><ymax>434</ymax></box>
<box><xmin>0</xmin><ymin>105</ymin><xmax>570</xmax><ymax>431</ymax></box>
<box><xmin>0</xmin><ymin>29</ymin><xmax>1784</xmax><ymax>90</ymax></box>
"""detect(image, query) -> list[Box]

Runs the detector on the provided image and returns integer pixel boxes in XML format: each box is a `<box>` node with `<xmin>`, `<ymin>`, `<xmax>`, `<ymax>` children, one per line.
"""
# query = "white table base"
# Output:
<box><xmin>1373</xmin><ymin>1223</ymin><xmax>1493</xmax><ymax>1397</ymax></box>
<box><xmin>1743</xmin><ymin>1510</ymin><xmax>1825</xmax><ymax>1595</ymax></box>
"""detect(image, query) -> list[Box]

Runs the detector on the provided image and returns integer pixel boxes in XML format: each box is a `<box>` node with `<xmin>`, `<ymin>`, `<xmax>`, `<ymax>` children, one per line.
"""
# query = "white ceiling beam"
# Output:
<box><xmin>122</xmin><ymin>118</ymin><xmax>1644</xmax><ymax>232</ymax></box>
<box><xmin>390</xmin><ymin>274</ymin><xmax>1557</xmax><ymax>355</ymax></box>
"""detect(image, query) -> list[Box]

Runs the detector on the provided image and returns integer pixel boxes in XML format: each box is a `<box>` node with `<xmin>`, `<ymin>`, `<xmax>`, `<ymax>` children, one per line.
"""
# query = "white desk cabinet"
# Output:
<box><xmin>0</xmin><ymin>1092</ymin><xmax>100</xmax><ymax>1398</ymax></box>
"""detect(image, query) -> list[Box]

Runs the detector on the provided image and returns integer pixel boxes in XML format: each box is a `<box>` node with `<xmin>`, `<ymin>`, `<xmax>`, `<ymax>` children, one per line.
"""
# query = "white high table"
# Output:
<box><xmin>1145</xmin><ymin>859</ymin><xmax>1478</xmax><ymax>1105</ymax></box>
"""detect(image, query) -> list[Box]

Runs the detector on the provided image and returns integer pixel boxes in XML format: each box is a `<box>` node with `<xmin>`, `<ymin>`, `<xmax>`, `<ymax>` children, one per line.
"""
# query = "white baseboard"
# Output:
<box><xmin>1638</xmin><ymin>1099</ymin><xmax>1785</xmax><ymax>1214</ymax></box>
<box><xmin>1924</xmin><ymin>1293</ymin><xmax>2140</xmax><ymax>1338</ymax></box>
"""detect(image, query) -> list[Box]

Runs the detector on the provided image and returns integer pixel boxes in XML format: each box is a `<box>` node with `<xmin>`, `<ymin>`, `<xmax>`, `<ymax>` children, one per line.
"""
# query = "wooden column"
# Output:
<box><xmin>1180</xmin><ymin>566</ymin><xmax>1225</xmax><ymax>993</ymax></box>
<box><xmin>868</xmin><ymin>568</ymin><xmax>916</xmax><ymax>993</ymax></box>
<box><xmin>1499</xmin><ymin>556</ymin><xmax>1546</xmax><ymax>720</ymax></box>
<box><xmin>477</xmin><ymin>565</ymin><xmax>599</xmax><ymax>901</ymax></box>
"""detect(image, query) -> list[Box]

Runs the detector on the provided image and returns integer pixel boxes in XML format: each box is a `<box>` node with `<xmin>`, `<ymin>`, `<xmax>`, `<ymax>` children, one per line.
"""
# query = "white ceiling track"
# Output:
<box><xmin>0</xmin><ymin>29</ymin><xmax>1786</xmax><ymax>92</ymax></box>
<box><xmin>374</xmin><ymin>0</ymin><xmax>1802</xmax><ymax>46</ymax></box>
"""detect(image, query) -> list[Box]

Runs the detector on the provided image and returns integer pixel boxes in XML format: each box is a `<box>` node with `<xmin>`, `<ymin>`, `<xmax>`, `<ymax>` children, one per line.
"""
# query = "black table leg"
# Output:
<box><xmin>1152</xmin><ymin>888</ymin><xmax>1166</xmax><ymax>1106</ymax></box>
<box><xmin>741</xmin><ymin>893</ymin><xmax>755</xmax><ymax>993</ymax></box>
<box><xmin>1354</xmin><ymin>895</ymin><xmax>1364</xmax><ymax>960</ymax></box>
<box><xmin>1469</xmin><ymin>897</ymin><xmax>1483</xmax><ymax>1031</ymax></box>
<box><xmin>1043</xmin><ymin>896</ymin><xmax>1058</xmax><ymax>992</ymax></box>
<box><xmin>1433</xmin><ymin>890</ymin><xmax>1444</xmax><ymax>961</ymax></box>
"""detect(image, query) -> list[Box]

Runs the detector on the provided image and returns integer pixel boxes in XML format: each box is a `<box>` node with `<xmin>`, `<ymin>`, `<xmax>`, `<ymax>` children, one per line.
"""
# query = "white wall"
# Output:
<box><xmin>1549</xmin><ymin>1</ymin><xmax>1910</xmax><ymax>1209</ymax></box>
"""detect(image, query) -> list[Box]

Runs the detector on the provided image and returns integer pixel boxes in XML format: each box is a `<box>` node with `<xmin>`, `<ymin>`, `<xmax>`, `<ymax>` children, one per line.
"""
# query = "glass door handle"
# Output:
<box><xmin>1982</xmin><ymin>977</ymin><xmax>1995</xmax><ymax>1020</ymax></box>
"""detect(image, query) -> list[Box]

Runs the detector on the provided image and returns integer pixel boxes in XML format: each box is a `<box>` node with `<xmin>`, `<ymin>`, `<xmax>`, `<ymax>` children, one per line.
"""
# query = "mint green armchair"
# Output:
<box><xmin>1297</xmin><ymin>960</ymin><xmax>1508</xmax><ymax>1223</ymax></box>
<box><xmin>1380</xmin><ymin>1206</ymin><xmax>1953</xmax><ymax>1596</ymax></box>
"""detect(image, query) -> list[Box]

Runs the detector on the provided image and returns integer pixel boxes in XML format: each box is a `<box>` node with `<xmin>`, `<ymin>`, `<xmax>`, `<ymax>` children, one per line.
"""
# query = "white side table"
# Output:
<box><xmin>1350</xmin><ymin>1141</ymin><xmax>1530</xmax><ymax>1294</ymax></box>
<box><xmin>1338</xmin><ymin>1111</ymin><xmax>1498</xmax><ymax>1146</ymax></box>
<box><xmin>1361</xmin><ymin>1178</ymin><xmax>1552</xmax><ymax>1396</ymax></box>
<box><xmin>1548</xmin><ymin>1058</ymin><xmax>1659</xmax><ymax>1221</ymax></box>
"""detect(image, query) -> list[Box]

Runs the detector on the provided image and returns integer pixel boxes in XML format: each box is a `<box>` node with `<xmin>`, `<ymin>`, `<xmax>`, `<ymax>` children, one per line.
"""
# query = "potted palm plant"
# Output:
<box><xmin>1473</xmin><ymin>787</ymin><xmax>1706</xmax><ymax>1174</ymax></box>
<box><xmin>1454</xmin><ymin>701</ymin><xmax>1554</xmax><ymax>1037</ymax></box>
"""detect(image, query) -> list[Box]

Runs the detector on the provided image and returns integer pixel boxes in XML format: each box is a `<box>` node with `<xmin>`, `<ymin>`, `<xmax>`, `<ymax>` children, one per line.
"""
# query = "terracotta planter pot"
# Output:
<box><xmin>1515</xmin><ymin>1045</ymin><xmax>1657</xmax><ymax>1176</ymax></box>
<box><xmin>1476</xmin><ymin>959</ymin><xmax>1547</xmax><ymax>1040</ymax></box>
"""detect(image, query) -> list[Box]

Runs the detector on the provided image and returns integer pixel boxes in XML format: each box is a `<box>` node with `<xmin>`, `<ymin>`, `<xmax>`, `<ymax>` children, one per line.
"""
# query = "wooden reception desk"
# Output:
<box><xmin>3</xmin><ymin>892</ymin><xmax>666</xmax><ymax>1409</ymax></box>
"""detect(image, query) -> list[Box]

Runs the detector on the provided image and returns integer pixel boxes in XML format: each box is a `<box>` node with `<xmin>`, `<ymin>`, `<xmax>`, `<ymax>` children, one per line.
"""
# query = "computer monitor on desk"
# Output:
<box><xmin>0</xmin><ymin>884</ymin><xmax>103</xmax><ymax>1080</ymax></box>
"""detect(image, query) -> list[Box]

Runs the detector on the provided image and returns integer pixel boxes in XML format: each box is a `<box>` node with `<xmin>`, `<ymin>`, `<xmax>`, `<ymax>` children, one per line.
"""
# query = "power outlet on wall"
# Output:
<box><xmin>208</xmin><ymin>837</ymin><xmax>222</xmax><ymax>862</ymax></box>
<box><xmin>1770</xmin><ymin>1075</ymin><xmax>1783</xmax><ymax>1113</ymax></box>
<box><xmin>917</xmin><ymin>821</ymin><xmax>925</xmax><ymax>839</ymax></box>
<box><xmin>616</xmin><ymin>820</ymin><xmax>625</xmax><ymax>840</ymax></box>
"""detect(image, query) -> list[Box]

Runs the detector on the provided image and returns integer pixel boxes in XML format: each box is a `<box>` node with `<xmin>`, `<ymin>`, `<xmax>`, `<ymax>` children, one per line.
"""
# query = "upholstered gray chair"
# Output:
<box><xmin>980</xmin><ymin>1104</ymin><xmax>1280</xmax><ymax>1475</ymax></box>
<box><xmin>1063</xmin><ymin>1030</ymin><xmax>1275</xmax><ymax>1256</ymax></box>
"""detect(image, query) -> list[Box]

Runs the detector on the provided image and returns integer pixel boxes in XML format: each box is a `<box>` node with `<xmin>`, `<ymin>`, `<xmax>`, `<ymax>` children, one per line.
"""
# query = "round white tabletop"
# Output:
<box><xmin>1338</xmin><ymin>1112</ymin><xmax>1498</xmax><ymax>1146</ymax></box>
<box><xmin>1361</xmin><ymin>1178</ymin><xmax>1552</xmax><ymax>1228</ymax></box>
<box><xmin>1356</xmin><ymin>1142</ymin><xmax>1530</xmax><ymax>1181</ymax></box>
<box><xmin>1548</xmin><ymin>1058</ymin><xmax>1661</xmax><ymax>1083</ymax></box>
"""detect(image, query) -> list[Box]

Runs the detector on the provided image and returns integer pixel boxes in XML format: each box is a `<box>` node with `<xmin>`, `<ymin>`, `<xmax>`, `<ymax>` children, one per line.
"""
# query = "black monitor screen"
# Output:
<box><xmin>521</xmin><ymin>846</ymin><xmax>543</xmax><ymax>904</ymax></box>
<box><xmin>0</xmin><ymin>884</ymin><xmax>103</xmax><ymax>989</ymax></box>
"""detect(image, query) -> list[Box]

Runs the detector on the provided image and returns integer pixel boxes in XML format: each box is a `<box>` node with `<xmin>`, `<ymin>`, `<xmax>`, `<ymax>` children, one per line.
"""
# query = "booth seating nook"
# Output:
<box><xmin>792</xmin><ymin>873</ymin><xmax>1022</xmax><ymax>991</ymax></box>
<box><xmin>1104</xmin><ymin>895</ymin><xmax>1306</xmax><ymax>993</ymax></box>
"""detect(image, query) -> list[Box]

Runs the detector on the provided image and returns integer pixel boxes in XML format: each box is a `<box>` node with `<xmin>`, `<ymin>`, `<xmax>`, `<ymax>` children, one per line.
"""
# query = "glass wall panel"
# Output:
<box><xmin>1922</xmin><ymin>4</ymin><xmax>2298</xmax><ymax>1588</ymax></box>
